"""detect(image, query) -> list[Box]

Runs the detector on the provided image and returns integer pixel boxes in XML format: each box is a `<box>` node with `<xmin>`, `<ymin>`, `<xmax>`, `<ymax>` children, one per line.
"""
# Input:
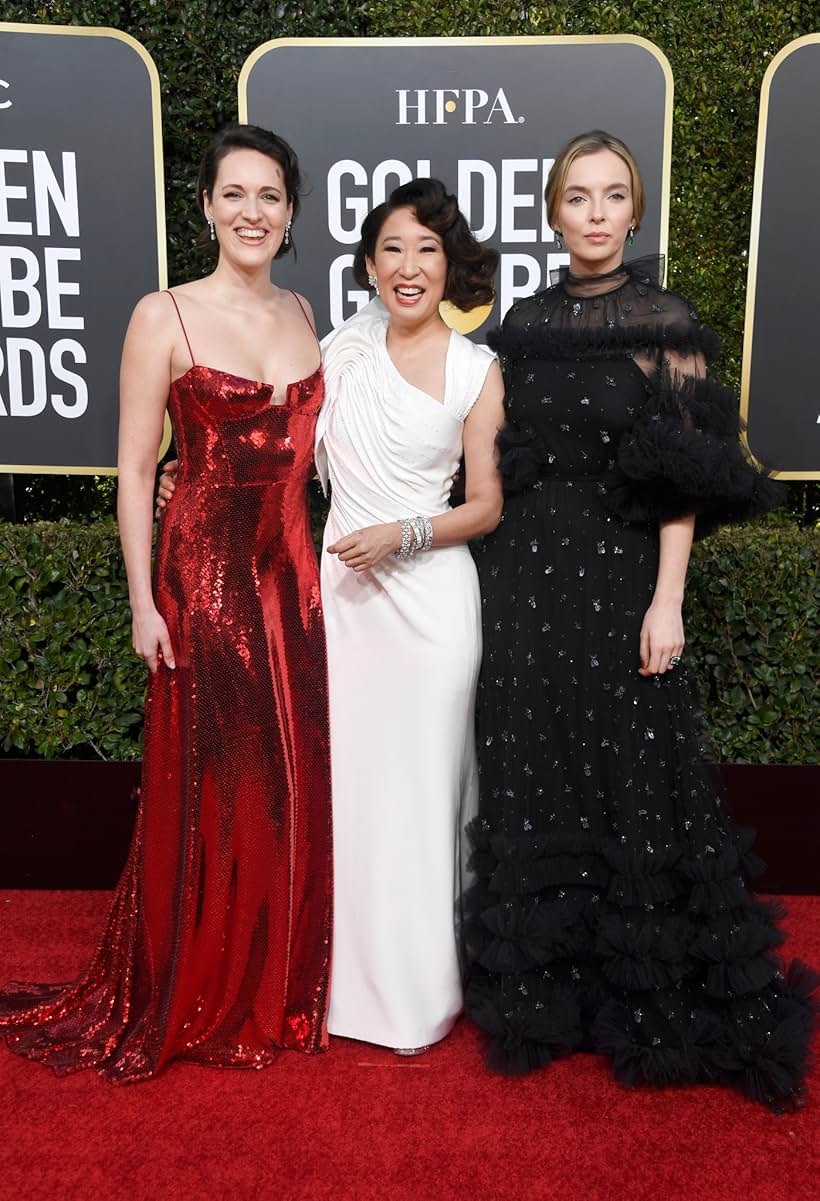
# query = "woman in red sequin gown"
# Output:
<box><xmin>0</xmin><ymin>126</ymin><xmax>332</xmax><ymax>1082</ymax></box>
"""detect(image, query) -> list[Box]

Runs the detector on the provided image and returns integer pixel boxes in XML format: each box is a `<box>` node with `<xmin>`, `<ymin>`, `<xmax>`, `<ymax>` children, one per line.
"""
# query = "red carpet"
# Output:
<box><xmin>0</xmin><ymin>890</ymin><xmax>817</xmax><ymax>1201</ymax></box>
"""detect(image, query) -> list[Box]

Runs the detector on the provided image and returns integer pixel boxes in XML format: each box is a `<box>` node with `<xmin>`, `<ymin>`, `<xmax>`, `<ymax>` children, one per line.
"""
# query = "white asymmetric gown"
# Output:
<box><xmin>317</xmin><ymin>300</ymin><xmax>495</xmax><ymax>1049</ymax></box>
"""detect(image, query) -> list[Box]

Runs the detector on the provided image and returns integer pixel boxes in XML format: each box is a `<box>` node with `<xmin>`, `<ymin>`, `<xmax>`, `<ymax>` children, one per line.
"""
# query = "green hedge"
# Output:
<box><xmin>0</xmin><ymin>522</ymin><xmax>140</xmax><ymax>759</ymax></box>
<box><xmin>685</xmin><ymin>522</ymin><xmax>818</xmax><ymax>765</ymax></box>
<box><xmin>6</xmin><ymin>1</ymin><xmax>819</xmax><ymax>522</ymax></box>
<box><xmin>1</xmin><ymin>519</ymin><xmax>817</xmax><ymax>763</ymax></box>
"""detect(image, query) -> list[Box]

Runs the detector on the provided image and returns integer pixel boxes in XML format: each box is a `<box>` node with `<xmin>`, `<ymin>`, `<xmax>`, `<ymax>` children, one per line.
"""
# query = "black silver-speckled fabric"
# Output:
<box><xmin>465</xmin><ymin>259</ymin><xmax>815</xmax><ymax>1107</ymax></box>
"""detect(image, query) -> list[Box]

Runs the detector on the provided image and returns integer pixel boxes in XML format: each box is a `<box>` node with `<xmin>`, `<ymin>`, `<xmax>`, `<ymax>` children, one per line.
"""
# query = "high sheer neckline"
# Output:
<box><xmin>566</xmin><ymin>261</ymin><xmax>628</xmax><ymax>285</ymax></box>
<box><xmin>552</xmin><ymin>255</ymin><xmax>666</xmax><ymax>299</ymax></box>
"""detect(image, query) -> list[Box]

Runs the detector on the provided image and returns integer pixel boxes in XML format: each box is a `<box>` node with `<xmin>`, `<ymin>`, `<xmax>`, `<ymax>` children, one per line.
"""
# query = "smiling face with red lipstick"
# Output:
<box><xmin>203</xmin><ymin>148</ymin><xmax>293</xmax><ymax>270</ymax></box>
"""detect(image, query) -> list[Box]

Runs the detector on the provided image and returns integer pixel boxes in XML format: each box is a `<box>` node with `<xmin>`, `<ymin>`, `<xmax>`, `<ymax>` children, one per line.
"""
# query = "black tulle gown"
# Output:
<box><xmin>465</xmin><ymin>259</ymin><xmax>816</xmax><ymax>1106</ymax></box>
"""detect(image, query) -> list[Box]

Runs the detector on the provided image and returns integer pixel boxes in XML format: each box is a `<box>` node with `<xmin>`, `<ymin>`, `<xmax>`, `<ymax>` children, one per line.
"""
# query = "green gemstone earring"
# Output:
<box><xmin>627</xmin><ymin>226</ymin><xmax>636</xmax><ymax>246</ymax></box>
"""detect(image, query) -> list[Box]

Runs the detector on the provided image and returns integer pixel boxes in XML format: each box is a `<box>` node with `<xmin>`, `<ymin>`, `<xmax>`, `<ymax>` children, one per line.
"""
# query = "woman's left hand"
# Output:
<box><xmin>327</xmin><ymin>522</ymin><xmax>402</xmax><ymax>572</ymax></box>
<box><xmin>638</xmin><ymin>600</ymin><xmax>685</xmax><ymax>677</ymax></box>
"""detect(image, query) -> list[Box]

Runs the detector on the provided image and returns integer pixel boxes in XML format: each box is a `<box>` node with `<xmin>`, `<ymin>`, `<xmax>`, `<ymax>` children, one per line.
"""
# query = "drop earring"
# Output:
<box><xmin>554</xmin><ymin>231</ymin><xmax>563</xmax><ymax>250</ymax></box>
<box><xmin>284</xmin><ymin>220</ymin><xmax>291</xmax><ymax>247</ymax></box>
<box><xmin>208</xmin><ymin>218</ymin><xmax>215</xmax><ymax>242</ymax></box>
<box><xmin>627</xmin><ymin>225</ymin><xmax>636</xmax><ymax>246</ymax></box>
<box><xmin>367</xmin><ymin>273</ymin><xmax>379</xmax><ymax>295</ymax></box>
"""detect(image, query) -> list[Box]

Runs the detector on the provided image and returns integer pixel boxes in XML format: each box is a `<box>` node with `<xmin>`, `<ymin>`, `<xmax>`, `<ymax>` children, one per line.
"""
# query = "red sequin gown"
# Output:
<box><xmin>0</xmin><ymin>305</ymin><xmax>333</xmax><ymax>1083</ymax></box>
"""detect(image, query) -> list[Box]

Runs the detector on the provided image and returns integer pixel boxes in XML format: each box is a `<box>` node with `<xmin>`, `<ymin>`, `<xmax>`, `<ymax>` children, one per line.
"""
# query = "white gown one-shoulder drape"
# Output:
<box><xmin>317</xmin><ymin>300</ymin><xmax>495</xmax><ymax>1049</ymax></box>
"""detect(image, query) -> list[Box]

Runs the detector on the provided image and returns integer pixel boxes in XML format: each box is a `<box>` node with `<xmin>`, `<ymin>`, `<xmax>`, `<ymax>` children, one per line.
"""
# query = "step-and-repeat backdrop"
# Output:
<box><xmin>742</xmin><ymin>34</ymin><xmax>820</xmax><ymax>480</ymax></box>
<box><xmin>0</xmin><ymin>22</ymin><xmax>165</xmax><ymax>475</ymax></box>
<box><xmin>239</xmin><ymin>37</ymin><xmax>671</xmax><ymax>334</ymax></box>
<box><xmin>1</xmin><ymin>27</ymin><xmax>816</xmax><ymax>479</ymax></box>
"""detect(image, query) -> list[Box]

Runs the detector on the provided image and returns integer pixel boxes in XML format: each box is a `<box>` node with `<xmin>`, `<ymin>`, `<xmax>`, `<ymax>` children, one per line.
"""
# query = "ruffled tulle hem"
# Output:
<box><xmin>468</xmin><ymin>821</ymin><xmax>764</xmax><ymax>903</ymax></box>
<box><xmin>467</xmin><ymin>962</ymin><xmax>817</xmax><ymax>1105</ymax></box>
<box><xmin>464</xmin><ymin>820</ymin><xmax>818</xmax><ymax>1105</ymax></box>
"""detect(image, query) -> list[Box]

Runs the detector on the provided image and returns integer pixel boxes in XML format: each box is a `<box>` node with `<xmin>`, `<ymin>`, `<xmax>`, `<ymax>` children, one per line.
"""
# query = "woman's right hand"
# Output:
<box><xmin>132</xmin><ymin>607</ymin><xmax>176</xmax><ymax>674</ymax></box>
<box><xmin>155</xmin><ymin>458</ymin><xmax>179</xmax><ymax>517</ymax></box>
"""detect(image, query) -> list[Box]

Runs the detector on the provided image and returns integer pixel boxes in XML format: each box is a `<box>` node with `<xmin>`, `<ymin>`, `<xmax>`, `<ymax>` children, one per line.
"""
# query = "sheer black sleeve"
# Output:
<box><xmin>605</xmin><ymin>309</ymin><xmax>785</xmax><ymax>539</ymax></box>
<box><xmin>488</xmin><ymin>265</ymin><xmax>786</xmax><ymax>530</ymax></box>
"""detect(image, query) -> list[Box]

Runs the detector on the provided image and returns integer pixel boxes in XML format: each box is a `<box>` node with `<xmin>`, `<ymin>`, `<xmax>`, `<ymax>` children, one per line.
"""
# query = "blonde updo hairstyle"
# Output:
<box><xmin>545</xmin><ymin>130</ymin><xmax>646</xmax><ymax>233</ymax></box>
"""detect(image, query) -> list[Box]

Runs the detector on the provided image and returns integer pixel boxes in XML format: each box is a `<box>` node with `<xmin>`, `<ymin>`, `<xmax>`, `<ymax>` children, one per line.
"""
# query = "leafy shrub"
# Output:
<box><xmin>1</xmin><ymin>518</ymin><xmax>816</xmax><ymax>763</ymax></box>
<box><xmin>0</xmin><ymin>522</ymin><xmax>143</xmax><ymax>759</ymax></box>
<box><xmin>686</xmin><ymin>522</ymin><xmax>818</xmax><ymax>765</ymax></box>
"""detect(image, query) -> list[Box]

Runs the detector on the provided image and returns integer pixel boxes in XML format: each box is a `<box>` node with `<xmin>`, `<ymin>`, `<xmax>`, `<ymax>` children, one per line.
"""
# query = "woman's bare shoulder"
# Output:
<box><xmin>127</xmin><ymin>289</ymin><xmax>178</xmax><ymax>334</ymax></box>
<box><xmin>126</xmin><ymin>287</ymin><xmax>199</xmax><ymax>356</ymax></box>
<box><xmin>288</xmin><ymin>290</ymin><xmax>318</xmax><ymax>332</ymax></box>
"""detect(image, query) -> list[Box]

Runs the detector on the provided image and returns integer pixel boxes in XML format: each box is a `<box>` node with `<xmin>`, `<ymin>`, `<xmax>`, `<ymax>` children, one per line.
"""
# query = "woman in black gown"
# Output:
<box><xmin>465</xmin><ymin>130</ymin><xmax>816</xmax><ymax>1107</ymax></box>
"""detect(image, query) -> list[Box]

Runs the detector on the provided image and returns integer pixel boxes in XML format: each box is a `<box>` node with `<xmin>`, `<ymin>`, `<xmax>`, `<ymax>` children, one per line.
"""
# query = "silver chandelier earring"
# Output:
<box><xmin>627</xmin><ymin>225</ymin><xmax>636</xmax><ymax>246</ymax></box>
<box><xmin>208</xmin><ymin>217</ymin><xmax>215</xmax><ymax>242</ymax></box>
<box><xmin>284</xmin><ymin>219</ymin><xmax>292</xmax><ymax>247</ymax></box>
<box><xmin>367</xmin><ymin>273</ymin><xmax>379</xmax><ymax>295</ymax></box>
<box><xmin>554</xmin><ymin>231</ymin><xmax>563</xmax><ymax>250</ymax></box>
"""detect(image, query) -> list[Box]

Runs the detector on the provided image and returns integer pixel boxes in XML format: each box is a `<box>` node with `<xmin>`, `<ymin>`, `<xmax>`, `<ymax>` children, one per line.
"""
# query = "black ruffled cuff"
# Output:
<box><xmin>604</xmin><ymin>373</ymin><xmax>786</xmax><ymax>538</ymax></box>
<box><xmin>496</xmin><ymin>423</ymin><xmax>547</xmax><ymax>495</ymax></box>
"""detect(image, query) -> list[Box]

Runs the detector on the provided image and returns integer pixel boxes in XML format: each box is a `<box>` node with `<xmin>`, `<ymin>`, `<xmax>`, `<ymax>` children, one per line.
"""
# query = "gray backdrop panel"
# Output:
<box><xmin>745</xmin><ymin>38</ymin><xmax>820</xmax><ymax>477</ymax></box>
<box><xmin>242</xmin><ymin>39</ymin><xmax>670</xmax><ymax>339</ymax></box>
<box><xmin>0</xmin><ymin>27</ymin><xmax>162</xmax><ymax>472</ymax></box>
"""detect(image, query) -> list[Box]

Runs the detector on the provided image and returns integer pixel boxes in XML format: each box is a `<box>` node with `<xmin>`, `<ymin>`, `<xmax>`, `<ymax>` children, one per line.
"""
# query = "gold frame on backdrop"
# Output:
<box><xmin>741</xmin><ymin>32</ymin><xmax>820</xmax><ymax>481</ymax></box>
<box><xmin>238</xmin><ymin>35</ymin><xmax>673</xmax><ymax>271</ymax></box>
<box><xmin>0</xmin><ymin>21</ymin><xmax>170</xmax><ymax>475</ymax></box>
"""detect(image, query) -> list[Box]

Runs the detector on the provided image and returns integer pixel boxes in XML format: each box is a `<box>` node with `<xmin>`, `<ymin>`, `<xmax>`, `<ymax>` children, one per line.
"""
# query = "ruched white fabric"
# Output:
<box><xmin>318</xmin><ymin>300</ymin><xmax>495</xmax><ymax>1049</ymax></box>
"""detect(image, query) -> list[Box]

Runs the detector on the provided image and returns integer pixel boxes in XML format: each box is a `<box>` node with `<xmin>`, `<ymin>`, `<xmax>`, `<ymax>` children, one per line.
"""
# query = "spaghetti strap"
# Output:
<box><xmin>166</xmin><ymin>290</ymin><xmax>196</xmax><ymax>367</ymax></box>
<box><xmin>290</xmin><ymin>291</ymin><xmax>318</xmax><ymax>344</ymax></box>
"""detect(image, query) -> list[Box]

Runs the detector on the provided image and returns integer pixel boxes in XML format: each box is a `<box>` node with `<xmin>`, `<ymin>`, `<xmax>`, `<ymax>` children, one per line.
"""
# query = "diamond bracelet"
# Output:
<box><xmin>395</xmin><ymin>515</ymin><xmax>433</xmax><ymax>558</ymax></box>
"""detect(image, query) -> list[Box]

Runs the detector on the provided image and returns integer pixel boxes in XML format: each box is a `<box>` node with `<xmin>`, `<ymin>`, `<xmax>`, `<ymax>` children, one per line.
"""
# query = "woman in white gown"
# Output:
<box><xmin>318</xmin><ymin>179</ymin><xmax>504</xmax><ymax>1051</ymax></box>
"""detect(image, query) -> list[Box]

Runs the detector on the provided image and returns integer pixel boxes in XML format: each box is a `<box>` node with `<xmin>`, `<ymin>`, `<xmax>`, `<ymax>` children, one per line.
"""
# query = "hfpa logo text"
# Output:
<box><xmin>396</xmin><ymin>88</ymin><xmax>525</xmax><ymax>126</ymax></box>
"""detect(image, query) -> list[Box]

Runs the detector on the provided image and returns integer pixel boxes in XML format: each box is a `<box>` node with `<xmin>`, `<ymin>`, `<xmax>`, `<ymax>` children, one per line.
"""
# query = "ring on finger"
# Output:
<box><xmin>669</xmin><ymin>655</ymin><xmax>682</xmax><ymax>667</ymax></box>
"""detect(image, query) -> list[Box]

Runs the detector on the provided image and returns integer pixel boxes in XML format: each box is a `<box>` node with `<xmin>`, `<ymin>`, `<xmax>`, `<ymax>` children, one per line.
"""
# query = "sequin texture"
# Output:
<box><xmin>0</xmin><ymin>364</ymin><xmax>333</xmax><ymax>1082</ymax></box>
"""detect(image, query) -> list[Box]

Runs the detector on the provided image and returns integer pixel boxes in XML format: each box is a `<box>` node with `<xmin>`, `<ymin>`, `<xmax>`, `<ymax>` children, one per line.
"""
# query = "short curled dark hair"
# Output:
<box><xmin>195</xmin><ymin>123</ymin><xmax>301</xmax><ymax>259</ymax></box>
<box><xmin>353</xmin><ymin>178</ymin><xmax>497</xmax><ymax>311</ymax></box>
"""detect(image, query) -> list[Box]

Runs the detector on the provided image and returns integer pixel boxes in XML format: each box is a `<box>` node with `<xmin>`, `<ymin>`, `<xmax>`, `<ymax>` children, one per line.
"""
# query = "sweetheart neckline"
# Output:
<box><xmin>171</xmin><ymin>362</ymin><xmax>323</xmax><ymax>403</ymax></box>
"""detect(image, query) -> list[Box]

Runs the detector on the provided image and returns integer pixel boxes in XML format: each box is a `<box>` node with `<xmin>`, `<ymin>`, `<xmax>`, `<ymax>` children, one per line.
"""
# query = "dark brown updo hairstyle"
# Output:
<box><xmin>353</xmin><ymin>178</ymin><xmax>497</xmax><ymax>311</ymax></box>
<box><xmin>195</xmin><ymin>123</ymin><xmax>302</xmax><ymax>259</ymax></box>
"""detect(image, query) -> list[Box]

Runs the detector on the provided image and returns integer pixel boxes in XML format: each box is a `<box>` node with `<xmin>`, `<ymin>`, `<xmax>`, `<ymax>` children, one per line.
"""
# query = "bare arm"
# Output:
<box><xmin>425</xmin><ymin>358</ymin><xmax>505</xmax><ymax>545</ymax></box>
<box><xmin>638</xmin><ymin>347</ymin><xmax>704</xmax><ymax>676</ymax></box>
<box><xmin>117</xmin><ymin>293</ymin><xmax>176</xmax><ymax>672</ymax></box>
<box><xmin>328</xmin><ymin>360</ymin><xmax>505</xmax><ymax>571</ymax></box>
<box><xmin>639</xmin><ymin>513</ymin><xmax>695</xmax><ymax>676</ymax></box>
